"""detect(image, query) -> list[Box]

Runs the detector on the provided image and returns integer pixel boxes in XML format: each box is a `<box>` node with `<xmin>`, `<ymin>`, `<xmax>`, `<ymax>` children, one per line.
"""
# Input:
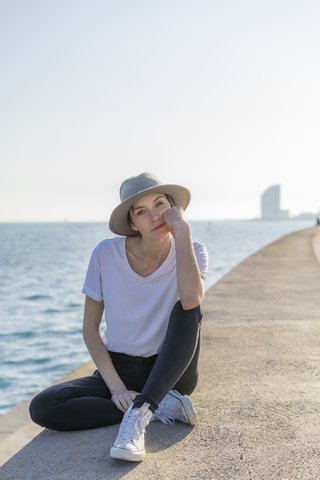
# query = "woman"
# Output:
<box><xmin>30</xmin><ymin>172</ymin><xmax>208</xmax><ymax>462</ymax></box>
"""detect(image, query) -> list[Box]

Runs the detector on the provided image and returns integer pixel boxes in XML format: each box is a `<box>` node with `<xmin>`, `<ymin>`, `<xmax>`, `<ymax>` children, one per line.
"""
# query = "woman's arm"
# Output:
<box><xmin>163</xmin><ymin>207</ymin><xmax>205</xmax><ymax>310</ymax></box>
<box><xmin>83</xmin><ymin>295</ymin><xmax>139</xmax><ymax>412</ymax></box>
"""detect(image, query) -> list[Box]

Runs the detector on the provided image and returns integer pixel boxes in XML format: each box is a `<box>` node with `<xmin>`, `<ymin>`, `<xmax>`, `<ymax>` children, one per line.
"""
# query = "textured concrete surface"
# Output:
<box><xmin>0</xmin><ymin>361</ymin><xmax>95</xmax><ymax>467</ymax></box>
<box><xmin>203</xmin><ymin>226</ymin><xmax>320</xmax><ymax>320</ymax></box>
<box><xmin>1</xmin><ymin>226</ymin><xmax>320</xmax><ymax>479</ymax></box>
<box><xmin>313</xmin><ymin>228</ymin><xmax>320</xmax><ymax>263</ymax></box>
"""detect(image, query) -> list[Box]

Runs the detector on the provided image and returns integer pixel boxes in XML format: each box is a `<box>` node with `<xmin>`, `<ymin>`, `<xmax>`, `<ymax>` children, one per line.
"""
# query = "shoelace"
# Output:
<box><xmin>118</xmin><ymin>410</ymin><xmax>146</xmax><ymax>442</ymax></box>
<box><xmin>154</xmin><ymin>400</ymin><xmax>180</xmax><ymax>425</ymax></box>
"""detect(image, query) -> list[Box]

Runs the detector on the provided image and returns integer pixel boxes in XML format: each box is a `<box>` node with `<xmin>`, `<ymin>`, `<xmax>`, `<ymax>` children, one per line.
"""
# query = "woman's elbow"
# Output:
<box><xmin>181</xmin><ymin>294</ymin><xmax>203</xmax><ymax>311</ymax></box>
<box><xmin>179</xmin><ymin>280</ymin><xmax>205</xmax><ymax>310</ymax></box>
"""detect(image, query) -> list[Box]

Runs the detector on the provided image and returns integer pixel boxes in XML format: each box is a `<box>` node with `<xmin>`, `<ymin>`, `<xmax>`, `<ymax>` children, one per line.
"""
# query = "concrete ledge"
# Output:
<box><xmin>0</xmin><ymin>361</ymin><xmax>95</xmax><ymax>467</ymax></box>
<box><xmin>1</xmin><ymin>226</ymin><xmax>320</xmax><ymax>479</ymax></box>
<box><xmin>312</xmin><ymin>226</ymin><xmax>320</xmax><ymax>263</ymax></box>
<box><xmin>202</xmin><ymin>226</ymin><xmax>320</xmax><ymax>320</ymax></box>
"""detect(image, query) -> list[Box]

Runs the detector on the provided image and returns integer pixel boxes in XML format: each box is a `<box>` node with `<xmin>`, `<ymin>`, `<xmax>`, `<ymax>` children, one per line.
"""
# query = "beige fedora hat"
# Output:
<box><xmin>109</xmin><ymin>172</ymin><xmax>191</xmax><ymax>236</ymax></box>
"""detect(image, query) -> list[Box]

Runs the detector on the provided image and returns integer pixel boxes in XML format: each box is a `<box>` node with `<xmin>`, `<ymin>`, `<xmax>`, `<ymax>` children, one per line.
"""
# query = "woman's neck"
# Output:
<box><xmin>125</xmin><ymin>234</ymin><xmax>171</xmax><ymax>277</ymax></box>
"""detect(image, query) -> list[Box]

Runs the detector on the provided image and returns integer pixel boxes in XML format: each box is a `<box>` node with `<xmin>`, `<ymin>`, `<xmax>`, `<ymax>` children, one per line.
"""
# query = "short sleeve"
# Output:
<box><xmin>193</xmin><ymin>242</ymin><xmax>209</xmax><ymax>280</ymax></box>
<box><xmin>82</xmin><ymin>246</ymin><xmax>103</xmax><ymax>302</ymax></box>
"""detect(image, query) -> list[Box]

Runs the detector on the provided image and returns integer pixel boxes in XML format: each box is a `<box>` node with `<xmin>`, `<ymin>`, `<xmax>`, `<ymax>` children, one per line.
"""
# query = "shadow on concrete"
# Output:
<box><xmin>142</xmin><ymin>422</ymin><xmax>194</xmax><ymax>454</ymax></box>
<box><xmin>0</xmin><ymin>421</ymin><xmax>194</xmax><ymax>480</ymax></box>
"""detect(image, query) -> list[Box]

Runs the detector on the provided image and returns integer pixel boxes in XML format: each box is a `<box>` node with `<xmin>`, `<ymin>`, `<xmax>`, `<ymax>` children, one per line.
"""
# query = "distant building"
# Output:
<box><xmin>261</xmin><ymin>185</ymin><xmax>289</xmax><ymax>220</ymax></box>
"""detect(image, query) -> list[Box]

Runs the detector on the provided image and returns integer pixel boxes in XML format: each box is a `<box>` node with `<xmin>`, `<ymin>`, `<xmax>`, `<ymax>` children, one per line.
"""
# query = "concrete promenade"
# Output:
<box><xmin>1</xmin><ymin>226</ymin><xmax>320</xmax><ymax>479</ymax></box>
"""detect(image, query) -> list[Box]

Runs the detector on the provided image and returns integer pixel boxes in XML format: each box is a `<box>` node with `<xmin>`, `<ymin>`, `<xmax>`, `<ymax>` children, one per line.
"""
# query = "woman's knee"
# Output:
<box><xmin>171</xmin><ymin>300</ymin><xmax>202</xmax><ymax>324</ymax></box>
<box><xmin>29</xmin><ymin>387</ymin><xmax>58</xmax><ymax>428</ymax></box>
<box><xmin>173</xmin><ymin>371</ymin><xmax>198</xmax><ymax>396</ymax></box>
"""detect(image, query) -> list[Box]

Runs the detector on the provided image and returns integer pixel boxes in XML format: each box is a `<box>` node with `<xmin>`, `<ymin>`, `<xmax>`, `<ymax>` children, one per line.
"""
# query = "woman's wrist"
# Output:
<box><xmin>108</xmin><ymin>381</ymin><xmax>127</xmax><ymax>396</ymax></box>
<box><xmin>172</xmin><ymin>218</ymin><xmax>190</xmax><ymax>236</ymax></box>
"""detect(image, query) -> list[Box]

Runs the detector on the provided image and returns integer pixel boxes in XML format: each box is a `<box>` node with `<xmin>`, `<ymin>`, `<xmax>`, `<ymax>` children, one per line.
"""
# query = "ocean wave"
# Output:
<box><xmin>24</xmin><ymin>294</ymin><xmax>52</xmax><ymax>301</ymax></box>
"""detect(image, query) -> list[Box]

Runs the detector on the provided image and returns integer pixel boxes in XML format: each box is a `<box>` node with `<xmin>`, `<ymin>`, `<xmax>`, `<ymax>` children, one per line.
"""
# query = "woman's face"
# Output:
<box><xmin>130</xmin><ymin>193</ymin><xmax>172</xmax><ymax>238</ymax></box>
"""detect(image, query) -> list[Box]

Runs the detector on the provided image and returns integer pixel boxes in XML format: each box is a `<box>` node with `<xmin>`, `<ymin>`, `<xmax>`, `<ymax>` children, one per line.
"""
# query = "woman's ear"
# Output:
<box><xmin>131</xmin><ymin>222</ymin><xmax>139</xmax><ymax>232</ymax></box>
<box><xmin>128</xmin><ymin>208</ymin><xmax>139</xmax><ymax>232</ymax></box>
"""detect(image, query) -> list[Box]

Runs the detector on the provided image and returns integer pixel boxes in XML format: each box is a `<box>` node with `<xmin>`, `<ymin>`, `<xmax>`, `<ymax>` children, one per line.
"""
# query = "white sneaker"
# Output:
<box><xmin>152</xmin><ymin>390</ymin><xmax>198</xmax><ymax>426</ymax></box>
<box><xmin>110</xmin><ymin>403</ymin><xmax>152</xmax><ymax>462</ymax></box>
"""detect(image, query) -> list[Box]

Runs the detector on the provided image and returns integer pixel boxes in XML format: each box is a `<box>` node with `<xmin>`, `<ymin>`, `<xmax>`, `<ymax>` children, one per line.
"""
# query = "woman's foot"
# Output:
<box><xmin>152</xmin><ymin>390</ymin><xmax>198</xmax><ymax>425</ymax></box>
<box><xmin>110</xmin><ymin>403</ymin><xmax>152</xmax><ymax>462</ymax></box>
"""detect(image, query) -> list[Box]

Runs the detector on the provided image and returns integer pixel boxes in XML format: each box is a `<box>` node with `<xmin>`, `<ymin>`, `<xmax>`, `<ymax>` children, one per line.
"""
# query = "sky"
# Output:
<box><xmin>1</xmin><ymin>0</ymin><xmax>319</xmax><ymax>222</ymax></box>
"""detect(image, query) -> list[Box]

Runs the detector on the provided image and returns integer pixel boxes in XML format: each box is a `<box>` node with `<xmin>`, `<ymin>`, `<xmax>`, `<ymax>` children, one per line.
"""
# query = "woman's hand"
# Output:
<box><xmin>163</xmin><ymin>206</ymin><xmax>187</xmax><ymax>237</ymax></box>
<box><xmin>111</xmin><ymin>388</ymin><xmax>140</xmax><ymax>413</ymax></box>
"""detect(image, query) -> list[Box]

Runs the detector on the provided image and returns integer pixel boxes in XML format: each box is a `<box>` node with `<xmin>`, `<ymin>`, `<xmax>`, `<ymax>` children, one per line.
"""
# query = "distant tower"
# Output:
<box><xmin>261</xmin><ymin>185</ymin><xmax>289</xmax><ymax>219</ymax></box>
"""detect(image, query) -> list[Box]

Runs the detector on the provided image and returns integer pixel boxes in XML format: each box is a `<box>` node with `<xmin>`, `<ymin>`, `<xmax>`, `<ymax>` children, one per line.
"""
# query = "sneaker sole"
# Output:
<box><xmin>110</xmin><ymin>446</ymin><xmax>145</xmax><ymax>462</ymax></box>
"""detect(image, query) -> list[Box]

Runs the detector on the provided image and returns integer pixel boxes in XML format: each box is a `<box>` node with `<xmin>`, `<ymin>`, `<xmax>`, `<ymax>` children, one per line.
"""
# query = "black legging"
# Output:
<box><xmin>29</xmin><ymin>301</ymin><xmax>202</xmax><ymax>431</ymax></box>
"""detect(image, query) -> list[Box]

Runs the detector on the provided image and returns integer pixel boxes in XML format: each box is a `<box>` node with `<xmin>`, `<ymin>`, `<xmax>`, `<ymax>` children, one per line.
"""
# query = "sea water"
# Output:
<box><xmin>0</xmin><ymin>220</ymin><xmax>314</xmax><ymax>416</ymax></box>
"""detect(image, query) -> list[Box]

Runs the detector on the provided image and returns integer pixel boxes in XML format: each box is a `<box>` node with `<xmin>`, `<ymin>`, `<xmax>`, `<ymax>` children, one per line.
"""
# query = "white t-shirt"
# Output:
<box><xmin>82</xmin><ymin>236</ymin><xmax>208</xmax><ymax>357</ymax></box>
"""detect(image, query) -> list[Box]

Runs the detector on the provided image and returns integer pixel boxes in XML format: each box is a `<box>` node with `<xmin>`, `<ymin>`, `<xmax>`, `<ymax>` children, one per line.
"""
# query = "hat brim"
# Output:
<box><xmin>109</xmin><ymin>184</ymin><xmax>191</xmax><ymax>236</ymax></box>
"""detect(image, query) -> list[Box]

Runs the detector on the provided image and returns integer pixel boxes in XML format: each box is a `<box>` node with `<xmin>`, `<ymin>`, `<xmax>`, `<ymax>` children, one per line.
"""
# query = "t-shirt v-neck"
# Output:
<box><xmin>122</xmin><ymin>236</ymin><xmax>174</xmax><ymax>281</ymax></box>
